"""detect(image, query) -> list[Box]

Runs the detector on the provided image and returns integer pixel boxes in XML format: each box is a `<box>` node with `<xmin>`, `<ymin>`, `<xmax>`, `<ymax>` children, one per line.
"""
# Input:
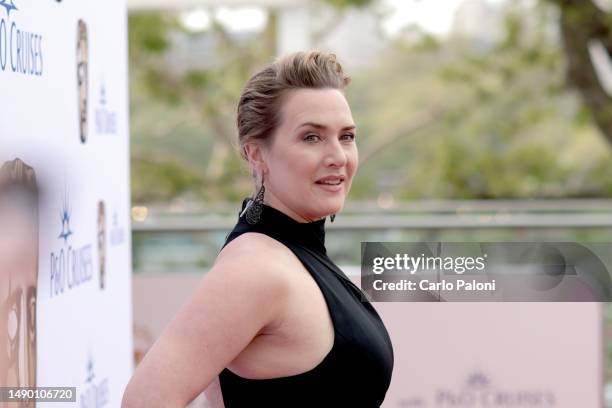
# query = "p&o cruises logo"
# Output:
<box><xmin>399</xmin><ymin>371</ymin><xmax>557</xmax><ymax>407</ymax></box>
<box><xmin>434</xmin><ymin>371</ymin><xmax>557</xmax><ymax>407</ymax></box>
<box><xmin>49</xmin><ymin>190</ymin><xmax>94</xmax><ymax>298</ymax></box>
<box><xmin>95</xmin><ymin>81</ymin><xmax>117</xmax><ymax>135</ymax></box>
<box><xmin>0</xmin><ymin>0</ymin><xmax>44</xmax><ymax>76</ymax></box>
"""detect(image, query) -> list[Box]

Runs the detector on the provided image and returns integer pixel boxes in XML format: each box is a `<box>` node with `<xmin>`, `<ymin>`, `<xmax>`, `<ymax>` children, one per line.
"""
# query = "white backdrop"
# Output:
<box><xmin>0</xmin><ymin>0</ymin><xmax>133</xmax><ymax>406</ymax></box>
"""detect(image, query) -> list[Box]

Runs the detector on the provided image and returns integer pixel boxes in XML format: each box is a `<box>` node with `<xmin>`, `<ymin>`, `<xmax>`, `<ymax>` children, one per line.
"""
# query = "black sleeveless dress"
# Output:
<box><xmin>218</xmin><ymin>199</ymin><xmax>394</xmax><ymax>408</ymax></box>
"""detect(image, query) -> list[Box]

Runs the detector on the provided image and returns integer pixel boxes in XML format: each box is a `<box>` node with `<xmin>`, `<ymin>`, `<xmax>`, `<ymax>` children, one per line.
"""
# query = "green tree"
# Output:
<box><xmin>129</xmin><ymin>11</ymin><xmax>275</xmax><ymax>203</ymax></box>
<box><xmin>340</xmin><ymin>0</ymin><xmax>612</xmax><ymax>148</ymax></box>
<box><xmin>547</xmin><ymin>0</ymin><xmax>612</xmax><ymax>146</ymax></box>
<box><xmin>345</xmin><ymin>2</ymin><xmax>612</xmax><ymax>199</ymax></box>
<box><xmin>128</xmin><ymin>1</ymin><xmax>612</xmax><ymax>203</ymax></box>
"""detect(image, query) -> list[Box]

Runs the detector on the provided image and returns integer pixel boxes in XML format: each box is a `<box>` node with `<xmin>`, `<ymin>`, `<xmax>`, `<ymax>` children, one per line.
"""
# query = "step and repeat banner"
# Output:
<box><xmin>377</xmin><ymin>302</ymin><xmax>602</xmax><ymax>408</ymax></box>
<box><xmin>0</xmin><ymin>0</ymin><xmax>132</xmax><ymax>406</ymax></box>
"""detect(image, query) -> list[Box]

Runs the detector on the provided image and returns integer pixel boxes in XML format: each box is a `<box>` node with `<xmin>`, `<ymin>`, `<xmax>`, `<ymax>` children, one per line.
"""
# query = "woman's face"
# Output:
<box><xmin>260</xmin><ymin>88</ymin><xmax>358</xmax><ymax>222</ymax></box>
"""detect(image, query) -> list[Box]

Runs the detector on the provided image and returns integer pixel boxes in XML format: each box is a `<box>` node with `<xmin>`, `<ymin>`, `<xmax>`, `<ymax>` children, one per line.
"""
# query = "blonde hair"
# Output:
<box><xmin>236</xmin><ymin>51</ymin><xmax>351</xmax><ymax>160</ymax></box>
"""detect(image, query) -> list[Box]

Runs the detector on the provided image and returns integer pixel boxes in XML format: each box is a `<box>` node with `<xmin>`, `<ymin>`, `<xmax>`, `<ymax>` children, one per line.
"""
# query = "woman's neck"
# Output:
<box><xmin>261</xmin><ymin>193</ymin><xmax>324</xmax><ymax>224</ymax></box>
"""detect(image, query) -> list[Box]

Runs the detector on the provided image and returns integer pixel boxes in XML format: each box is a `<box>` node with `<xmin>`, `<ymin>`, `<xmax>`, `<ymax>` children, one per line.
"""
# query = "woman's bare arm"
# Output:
<box><xmin>121</xmin><ymin>235</ymin><xmax>289</xmax><ymax>408</ymax></box>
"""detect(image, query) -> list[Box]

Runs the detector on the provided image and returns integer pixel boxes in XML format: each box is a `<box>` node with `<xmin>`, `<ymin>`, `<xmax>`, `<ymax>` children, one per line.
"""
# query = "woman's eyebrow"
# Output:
<box><xmin>295</xmin><ymin>122</ymin><xmax>356</xmax><ymax>131</ymax></box>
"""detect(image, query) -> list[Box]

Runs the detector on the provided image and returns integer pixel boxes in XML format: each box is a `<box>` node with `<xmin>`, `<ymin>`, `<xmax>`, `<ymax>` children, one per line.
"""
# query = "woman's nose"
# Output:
<box><xmin>324</xmin><ymin>139</ymin><xmax>348</xmax><ymax>168</ymax></box>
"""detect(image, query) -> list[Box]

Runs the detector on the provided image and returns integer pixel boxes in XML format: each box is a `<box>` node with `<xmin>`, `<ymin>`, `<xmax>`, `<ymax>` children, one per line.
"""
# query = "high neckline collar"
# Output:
<box><xmin>238</xmin><ymin>198</ymin><xmax>327</xmax><ymax>254</ymax></box>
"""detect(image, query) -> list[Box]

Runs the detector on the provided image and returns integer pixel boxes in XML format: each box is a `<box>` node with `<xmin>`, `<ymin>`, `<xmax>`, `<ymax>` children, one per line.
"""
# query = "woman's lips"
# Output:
<box><xmin>315</xmin><ymin>177</ymin><xmax>344</xmax><ymax>193</ymax></box>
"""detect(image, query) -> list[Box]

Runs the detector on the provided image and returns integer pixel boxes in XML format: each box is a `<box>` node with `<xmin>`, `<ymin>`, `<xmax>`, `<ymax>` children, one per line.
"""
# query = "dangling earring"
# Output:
<box><xmin>330</xmin><ymin>214</ymin><xmax>336</xmax><ymax>223</ymax></box>
<box><xmin>245</xmin><ymin>176</ymin><xmax>265</xmax><ymax>225</ymax></box>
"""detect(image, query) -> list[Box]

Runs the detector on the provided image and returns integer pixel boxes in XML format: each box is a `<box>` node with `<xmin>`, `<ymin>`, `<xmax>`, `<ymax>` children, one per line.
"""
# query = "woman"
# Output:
<box><xmin>122</xmin><ymin>51</ymin><xmax>394</xmax><ymax>408</ymax></box>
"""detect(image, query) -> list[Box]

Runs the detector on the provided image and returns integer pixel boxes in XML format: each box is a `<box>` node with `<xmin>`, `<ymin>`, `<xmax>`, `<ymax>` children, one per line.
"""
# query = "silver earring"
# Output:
<box><xmin>246</xmin><ymin>181</ymin><xmax>265</xmax><ymax>225</ymax></box>
<box><xmin>330</xmin><ymin>214</ymin><xmax>336</xmax><ymax>223</ymax></box>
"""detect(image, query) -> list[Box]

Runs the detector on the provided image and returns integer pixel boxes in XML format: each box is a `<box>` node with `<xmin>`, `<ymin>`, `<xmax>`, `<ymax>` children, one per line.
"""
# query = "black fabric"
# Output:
<box><xmin>218</xmin><ymin>199</ymin><xmax>394</xmax><ymax>408</ymax></box>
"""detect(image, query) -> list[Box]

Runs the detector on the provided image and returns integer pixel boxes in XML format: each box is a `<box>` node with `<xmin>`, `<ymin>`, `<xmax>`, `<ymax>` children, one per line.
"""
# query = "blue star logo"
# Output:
<box><xmin>466</xmin><ymin>371</ymin><xmax>490</xmax><ymax>388</ymax></box>
<box><xmin>86</xmin><ymin>353</ymin><xmax>95</xmax><ymax>383</ymax></box>
<box><xmin>58</xmin><ymin>191</ymin><xmax>73</xmax><ymax>243</ymax></box>
<box><xmin>0</xmin><ymin>1</ymin><xmax>18</xmax><ymax>17</ymax></box>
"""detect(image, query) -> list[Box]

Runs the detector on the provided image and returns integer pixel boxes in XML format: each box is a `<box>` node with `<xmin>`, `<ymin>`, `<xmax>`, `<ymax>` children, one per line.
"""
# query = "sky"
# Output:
<box><xmin>180</xmin><ymin>0</ymin><xmax>507</xmax><ymax>37</ymax></box>
<box><xmin>382</xmin><ymin>0</ymin><xmax>510</xmax><ymax>36</ymax></box>
<box><xmin>382</xmin><ymin>0</ymin><xmax>468</xmax><ymax>36</ymax></box>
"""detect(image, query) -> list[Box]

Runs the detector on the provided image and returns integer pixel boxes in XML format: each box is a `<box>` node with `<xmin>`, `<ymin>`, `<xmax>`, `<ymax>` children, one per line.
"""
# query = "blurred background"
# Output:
<box><xmin>126</xmin><ymin>0</ymin><xmax>612</xmax><ymax>404</ymax></box>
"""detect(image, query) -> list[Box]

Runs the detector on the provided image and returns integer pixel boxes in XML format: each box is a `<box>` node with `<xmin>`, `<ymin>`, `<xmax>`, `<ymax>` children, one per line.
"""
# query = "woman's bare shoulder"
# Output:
<box><xmin>121</xmin><ymin>235</ymin><xmax>294</xmax><ymax>408</ymax></box>
<box><xmin>202</xmin><ymin>232</ymin><xmax>299</xmax><ymax>311</ymax></box>
<box><xmin>216</xmin><ymin>232</ymin><xmax>297</xmax><ymax>269</ymax></box>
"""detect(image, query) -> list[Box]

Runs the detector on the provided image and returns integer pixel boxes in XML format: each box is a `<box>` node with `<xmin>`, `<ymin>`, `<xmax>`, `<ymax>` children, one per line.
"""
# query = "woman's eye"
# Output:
<box><xmin>303</xmin><ymin>134</ymin><xmax>320</xmax><ymax>142</ymax></box>
<box><xmin>341</xmin><ymin>133</ymin><xmax>355</xmax><ymax>141</ymax></box>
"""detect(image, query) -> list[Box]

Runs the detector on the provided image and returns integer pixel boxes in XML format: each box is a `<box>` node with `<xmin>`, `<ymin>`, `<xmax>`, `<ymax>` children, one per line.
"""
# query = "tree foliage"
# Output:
<box><xmin>129</xmin><ymin>11</ymin><xmax>275</xmax><ymax>203</ymax></box>
<box><xmin>546</xmin><ymin>0</ymin><xmax>612</xmax><ymax>146</ymax></box>
<box><xmin>345</xmin><ymin>1</ymin><xmax>612</xmax><ymax>199</ymax></box>
<box><xmin>128</xmin><ymin>1</ymin><xmax>612</xmax><ymax>204</ymax></box>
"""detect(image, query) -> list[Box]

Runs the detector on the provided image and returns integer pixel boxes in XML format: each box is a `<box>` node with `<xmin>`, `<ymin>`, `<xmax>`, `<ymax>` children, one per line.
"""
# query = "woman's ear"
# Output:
<box><xmin>243</xmin><ymin>142</ymin><xmax>268</xmax><ymax>175</ymax></box>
